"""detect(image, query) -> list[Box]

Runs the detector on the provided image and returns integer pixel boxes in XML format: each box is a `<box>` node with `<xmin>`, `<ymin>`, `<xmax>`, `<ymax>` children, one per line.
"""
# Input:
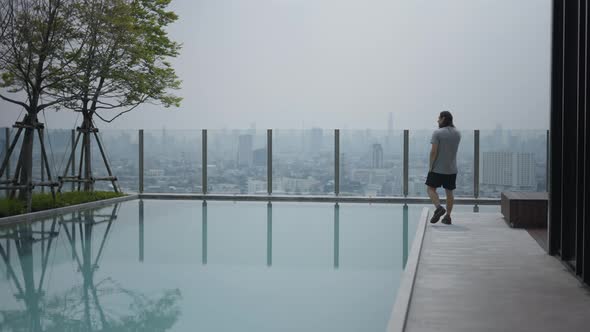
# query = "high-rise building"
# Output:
<box><xmin>372</xmin><ymin>143</ymin><xmax>384</xmax><ymax>169</ymax></box>
<box><xmin>515</xmin><ymin>153</ymin><xmax>536</xmax><ymax>187</ymax></box>
<box><xmin>482</xmin><ymin>152</ymin><xmax>536</xmax><ymax>188</ymax></box>
<box><xmin>252</xmin><ymin>148</ymin><xmax>266</xmax><ymax>167</ymax></box>
<box><xmin>237</xmin><ymin>134</ymin><xmax>253</xmax><ymax>167</ymax></box>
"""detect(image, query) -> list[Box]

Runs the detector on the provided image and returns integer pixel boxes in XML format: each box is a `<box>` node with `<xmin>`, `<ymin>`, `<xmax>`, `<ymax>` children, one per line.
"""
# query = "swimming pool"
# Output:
<box><xmin>0</xmin><ymin>200</ymin><xmax>466</xmax><ymax>331</ymax></box>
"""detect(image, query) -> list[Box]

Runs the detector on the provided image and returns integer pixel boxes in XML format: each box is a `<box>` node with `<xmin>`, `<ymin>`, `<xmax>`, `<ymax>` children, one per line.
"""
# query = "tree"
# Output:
<box><xmin>0</xmin><ymin>0</ymin><xmax>85</xmax><ymax>204</ymax></box>
<box><xmin>57</xmin><ymin>0</ymin><xmax>181</xmax><ymax>192</ymax></box>
<box><xmin>0</xmin><ymin>1</ymin><xmax>9</xmax><ymax>42</ymax></box>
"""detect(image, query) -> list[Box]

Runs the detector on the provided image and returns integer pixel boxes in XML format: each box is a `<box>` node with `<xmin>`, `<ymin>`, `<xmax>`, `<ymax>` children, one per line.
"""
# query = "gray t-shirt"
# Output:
<box><xmin>430</xmin><ymin>126</ymin><xmax>461</xmax><ymax>174</ymax></box>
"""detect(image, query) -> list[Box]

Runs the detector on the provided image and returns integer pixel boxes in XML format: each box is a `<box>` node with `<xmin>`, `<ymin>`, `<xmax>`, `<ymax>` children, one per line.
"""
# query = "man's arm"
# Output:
<box><xmin>429</xmin><ymin>143</ymin><xmax>438</xmax><ymax>171</ymax></box>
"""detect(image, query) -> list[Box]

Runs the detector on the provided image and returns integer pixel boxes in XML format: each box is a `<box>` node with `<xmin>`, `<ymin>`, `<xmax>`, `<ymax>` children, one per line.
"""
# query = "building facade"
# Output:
<box><xmin>550</xmin><ymin>0</ymin><xmax>590</xmax><ymax>286</ymax></box>
<box><xmin>482</xmin><ymin>152</ymin><xmax>536</xmax><ymax>189</ymax></box>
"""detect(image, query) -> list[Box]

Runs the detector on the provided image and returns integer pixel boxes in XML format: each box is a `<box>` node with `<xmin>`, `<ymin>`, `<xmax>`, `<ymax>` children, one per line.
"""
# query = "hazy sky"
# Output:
<box><xmin>0</xmin><ymin>0</ymin><xmax>552</xmax><ymax>130</ymax></box>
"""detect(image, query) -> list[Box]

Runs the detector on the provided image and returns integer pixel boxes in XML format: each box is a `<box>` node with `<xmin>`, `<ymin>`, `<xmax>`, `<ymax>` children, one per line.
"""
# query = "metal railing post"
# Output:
<box><xmin>403</xmin><ymin>130</ymin><xmax>409</xmax><ymax>197</ymax></box>
<box><xmin>5</xmin><ymin>128</ymin><xmax>9</xmax><ymax>197</ymax></box>
<box><xmin>546</xmin><ymin>129</ymin><xmax>550</xmax><ymax>192</ymax></box>
<box><xmin>334</xmin><ymin>129</ymin><xmax>340</xmax><ymax>196</ymax></box>
<box><xmin>202</xmin><ymin>129</ymin><xmax>207</xmax><ymax>195</ymax></box>
<box><xmin>267</xmin><ymin>129</ymin><xmax>272</xmax><ymax>195</ymax></box>
<box><xmin>474</xmin><ymin>130</ymin><xmax>480</xmax><ymax>199</ymax></box>
<box><xmin>71</xmin><ymin>129</ymin><xmax>75</xmax><ymax>191</ymax></box>
<box><xmin>40</xmin><ymin>128</ymin><xmax>45</xmax><ymax>193</ymax></box>
<box><xmin>139</xmin><ymin>129</ymin><xmax>144</xmax><ymax>193</ymax></box>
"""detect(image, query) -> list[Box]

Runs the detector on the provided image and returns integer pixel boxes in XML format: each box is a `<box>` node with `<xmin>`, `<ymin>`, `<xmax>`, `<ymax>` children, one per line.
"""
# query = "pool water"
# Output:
<box><xmin>0</xmin><ymin>200</ymin><xmax>429</xmax><ymax>331</ymax></box>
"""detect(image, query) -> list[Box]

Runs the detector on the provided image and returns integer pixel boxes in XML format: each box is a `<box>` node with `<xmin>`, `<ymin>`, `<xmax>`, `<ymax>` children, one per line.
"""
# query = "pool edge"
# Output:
<box><xmin>386</xmin><ymin>207</ymin><xmax>430</xmax><ymax>332</ymax></box>
<box><xmin>139</xmin><ymin>193</ymin><xmax>500</xmax><ymax>205</ymax></box>
<box><xmin>0</xmin><ymin>194</ymin><xmax>139</xmax><ymax>226</ymax></box>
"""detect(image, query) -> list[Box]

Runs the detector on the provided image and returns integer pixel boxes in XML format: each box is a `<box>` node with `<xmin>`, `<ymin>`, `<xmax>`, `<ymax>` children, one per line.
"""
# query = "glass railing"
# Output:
<box><xmin>339</xmin><ymin>129</ymin><xmax>404</xmax><ymax>197</ymax></box>
<box><xmin>273</xmin><ymin>129</ymin><xmax>334</xmax><ymax>195</ymax></box>
<box><xmin>0</xmin><ymin>127</ymin><xmax>549</xmax><ymax>199</ymax></box>
<box><xmin>207</xmin><ymin>129</ymin><xmax>266</xmax><ymax>194</ymax></box>
<box><xmin>478</xmin><ymin>129</ymin><xmax>548</xmax><ymax>198</ymax></box>
<box><xmin>142</xmin><ymin>129</ymin><xmax>200</xmax><ymax>193</ymax></box>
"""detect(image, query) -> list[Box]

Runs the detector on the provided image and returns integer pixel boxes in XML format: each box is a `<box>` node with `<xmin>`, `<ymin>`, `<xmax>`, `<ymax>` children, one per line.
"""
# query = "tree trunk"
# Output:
<box><xmin>81</xmin><ymin>112</ymin><xmax>93</xmax><ymax>192</ymax></box>
<box><xmin>13</xmin><ymin>115</ymin><xmax>37</xmax><ymax>206</ymax></box>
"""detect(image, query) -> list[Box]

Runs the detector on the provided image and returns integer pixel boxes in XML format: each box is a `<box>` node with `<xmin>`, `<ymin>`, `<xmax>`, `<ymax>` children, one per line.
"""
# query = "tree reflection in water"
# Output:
<box><xmin>0</xmin><ymin>203</ymin><xmax>182</xmax><ymax>332</ymax></box>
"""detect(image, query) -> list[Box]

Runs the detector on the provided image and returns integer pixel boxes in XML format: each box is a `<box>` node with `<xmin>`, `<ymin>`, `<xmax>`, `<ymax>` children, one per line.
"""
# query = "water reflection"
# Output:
<box><xmin>267</xmin><ymin>202</ymin><xmax>272</xmax><ymax>267</ymax></box>
<box><xmin>0</xmin><ymin>204</ymin><xmax>181</xmax><ymax>332</ymax></box>
<box><xmin>61</xmin><ymin>206</ymin><xmax>118</xmax><ymax>331</ymax></box>
<box><xmin>3</xmin><ymin>238</ymin><xmax>7</xmax><ymax>280</ymax></box>
<box><xmin>202</xmin><ymin>200</ymin><xmax>207</xmax><ymax>265</ymax></box>
<box><xmin>403</xmin><ymin>204</ymin><xmax>408</xmax><ymax>269</ymax></box>
<box><xmin>334</xmin><ymin>203</ymin><xmax>339</xmax><ymax>269</ymax></box>
<box><xmin>0</xmin><ymin>201</ymin><xmax>422</xmax><ymax>331</ymax></box>
<box><xmin>196</xmin><ymin>201</ymin><xmax>411</xmax><ymax>270</ymax></box>
<box><xmin>0</xmin><ymin>218</ymin><xmax>59</xmax><ymax>331</ymax></box>
<box><xmin>139</xmin><ymin>199</ymin><xmax>144</xmax><ymax>262</ymax></box>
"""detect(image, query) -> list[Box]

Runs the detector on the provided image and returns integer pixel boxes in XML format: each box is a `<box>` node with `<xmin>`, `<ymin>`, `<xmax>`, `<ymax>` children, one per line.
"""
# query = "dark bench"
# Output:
<box><xmin>501</xmin><ymin>192</ymin><xmax>548</xmax><ymax>228</ymax></box>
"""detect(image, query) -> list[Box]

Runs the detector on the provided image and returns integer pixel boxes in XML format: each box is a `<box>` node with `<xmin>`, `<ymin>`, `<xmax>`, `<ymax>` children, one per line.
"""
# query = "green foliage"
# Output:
<box><xmin>0</xmin><ymin>191</ymin><xmax>125</xmax><ymax>217</ymax></box>
<box><xmin>0</xmin><ymin>0</ymin><xmax>85</xmax><ymax>113</ymax></box>
<box><xmin>0</xmin><ymin>199</ymin><xmax>26</xmax><ymax>217</ymax></box>
<box><xmin>61</xmin><ymin>0</ymin><xmax>182</xmax><ymax>118</ymax></box>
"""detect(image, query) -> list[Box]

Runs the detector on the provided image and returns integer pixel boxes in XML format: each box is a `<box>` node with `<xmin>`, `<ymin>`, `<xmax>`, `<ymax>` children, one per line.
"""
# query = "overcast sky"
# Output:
<box><xmin>0</xmin><ymin>0</ymin><xmax>552</xmax><ymax>130</ymax></box>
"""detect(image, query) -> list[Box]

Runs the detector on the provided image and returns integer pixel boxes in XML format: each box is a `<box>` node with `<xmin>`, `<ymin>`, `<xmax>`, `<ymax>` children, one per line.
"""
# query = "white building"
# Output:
<box><xmin>482</xmin><ymin>152</ymin><xmax>536</xmax><ymax>189</ymax></box>
<box><xmin>247</xmin><ymin>179</ymin><xmax>267</xmax><ymax>194</ymax></box>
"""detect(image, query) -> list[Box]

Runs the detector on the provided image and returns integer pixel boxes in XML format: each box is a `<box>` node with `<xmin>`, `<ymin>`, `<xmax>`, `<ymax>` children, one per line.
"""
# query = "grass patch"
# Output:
<box><xmin>0</xmin><ymin>191</ymin><xmax>125</xmax><ymax>218</ymax></box>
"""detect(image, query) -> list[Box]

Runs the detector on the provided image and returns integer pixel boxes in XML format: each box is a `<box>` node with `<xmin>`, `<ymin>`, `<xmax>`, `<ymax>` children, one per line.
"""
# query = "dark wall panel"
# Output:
<box><xmin>550</xmin><ymin>0</ymin><xmax>565</xmax><ymax>256</ymax></box>
<box><xmin>550</xmin><ymin>0</ymin><xmax>589</xmax><ymax>285</ymax></box>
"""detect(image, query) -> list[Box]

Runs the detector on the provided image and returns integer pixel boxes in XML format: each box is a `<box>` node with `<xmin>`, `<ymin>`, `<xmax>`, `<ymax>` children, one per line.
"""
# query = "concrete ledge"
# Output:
<box><xmin>387</xmin><ymin>207</ymin><xmax>430</xmax><ymax>332</ymax></box>
<box><xmin>139</xmin><ymin>193</ymin><xmax>500</xmax><ymax>205</ymax></box>
<box><xmin>0</xmin><ymin>194</ymin><xmax>139</xmax><ymax>226</ymax></box>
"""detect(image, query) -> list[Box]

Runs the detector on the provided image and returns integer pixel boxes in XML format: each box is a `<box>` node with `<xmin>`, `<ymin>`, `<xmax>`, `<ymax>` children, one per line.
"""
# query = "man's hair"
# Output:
<box><xmin>439</xmin><ymin>111</ymin><xmax>455</xmax><ymax>128</ymax></box>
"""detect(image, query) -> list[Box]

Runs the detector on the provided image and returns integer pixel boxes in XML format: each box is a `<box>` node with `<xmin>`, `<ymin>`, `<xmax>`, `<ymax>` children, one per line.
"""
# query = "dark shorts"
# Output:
<box><xmin>425</xmin><ymin>172</ymin><xmax>457</xmax><ymax>190</ymax></box>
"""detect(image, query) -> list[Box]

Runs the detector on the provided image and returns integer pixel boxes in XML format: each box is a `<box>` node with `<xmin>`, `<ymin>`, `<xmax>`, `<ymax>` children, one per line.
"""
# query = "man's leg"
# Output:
<box><xmin>445</xmin><ymin>189</ymin><xmax>454</xmax><ymax>216</ymax></box>
<box><xmin>427</xmin><ymin>186</ymin><xmax>441</xmax><ymax>208</ymax></box>
<box><xmin>441</xmin><ymin>174</ymin><xmax>457</xmax><ymax>225</ymax></box>
<box><xmin>427</xmin><ymin>185</ymin><xmax>446</xmax><ymax>223</ymax></box>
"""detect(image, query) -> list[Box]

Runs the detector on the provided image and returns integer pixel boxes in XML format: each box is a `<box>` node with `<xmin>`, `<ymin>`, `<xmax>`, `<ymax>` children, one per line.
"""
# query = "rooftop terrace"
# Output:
<box><xmin>390</xmin><ymin>210</ymin><xmax>590</xmax><ymax>332</ymax></box>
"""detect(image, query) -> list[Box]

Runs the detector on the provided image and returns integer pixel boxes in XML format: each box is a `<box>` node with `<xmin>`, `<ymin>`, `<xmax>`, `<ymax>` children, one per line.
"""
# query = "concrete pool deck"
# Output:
<box><xmin>396</xmin><ymin>211</ymin><xmax>590</xmax><ymax>332</ymax></box>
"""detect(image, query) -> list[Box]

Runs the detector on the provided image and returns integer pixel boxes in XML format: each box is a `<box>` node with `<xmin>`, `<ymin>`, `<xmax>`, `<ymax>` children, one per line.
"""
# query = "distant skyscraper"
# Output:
<box><xmin>252</xmin><ymin>148</ymin><xmax>266</xmax><ymax>167</ymax></box>
<box><xmin>482</xmin><ymin>152</ymin><xmax>536</xmax><ymax>188</ymax></box>
<box><xmin>237</xmin><ymin>134</ymin><xmax>253</xmax><ymax>167</ymax></box>
<box><xmin>515</xmin><ymin>153</ymin><xmax>536</xmax><ymax>187</ymax></box>
<box><xmin>482</xmin><ymin>152</ymin><xmax>512</xmax><ymax>186</ymax></box>
<box><xmin>372</xmin><ymin>143</ymin><xmax>384</xmax><ymax>169</ymax></box>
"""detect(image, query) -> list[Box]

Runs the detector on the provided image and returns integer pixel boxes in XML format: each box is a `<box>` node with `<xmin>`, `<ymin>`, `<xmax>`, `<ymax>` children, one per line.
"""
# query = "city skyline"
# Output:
<box><xmin>0</xmin><ymin>127</ymin><xmax>547</xmax><ymax>198</ymax></box>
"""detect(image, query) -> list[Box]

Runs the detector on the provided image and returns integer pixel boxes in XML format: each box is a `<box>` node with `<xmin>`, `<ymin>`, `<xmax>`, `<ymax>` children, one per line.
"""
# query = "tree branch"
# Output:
<box><xmin>0</xmin><ymin>93</ymin><xmax>30</xmax><ymax>111</ymax></box>
<box><xmin>94</xmin><ymin>104</ymin><xmax>142</xmax><ymax>123</ymax></box>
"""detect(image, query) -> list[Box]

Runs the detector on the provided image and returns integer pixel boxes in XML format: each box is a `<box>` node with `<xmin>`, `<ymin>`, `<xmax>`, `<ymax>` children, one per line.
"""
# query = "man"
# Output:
<box><xmin>426</xmin><ymin>111</ymin><xmax>461</xmax><ymax>225</ymax></box>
